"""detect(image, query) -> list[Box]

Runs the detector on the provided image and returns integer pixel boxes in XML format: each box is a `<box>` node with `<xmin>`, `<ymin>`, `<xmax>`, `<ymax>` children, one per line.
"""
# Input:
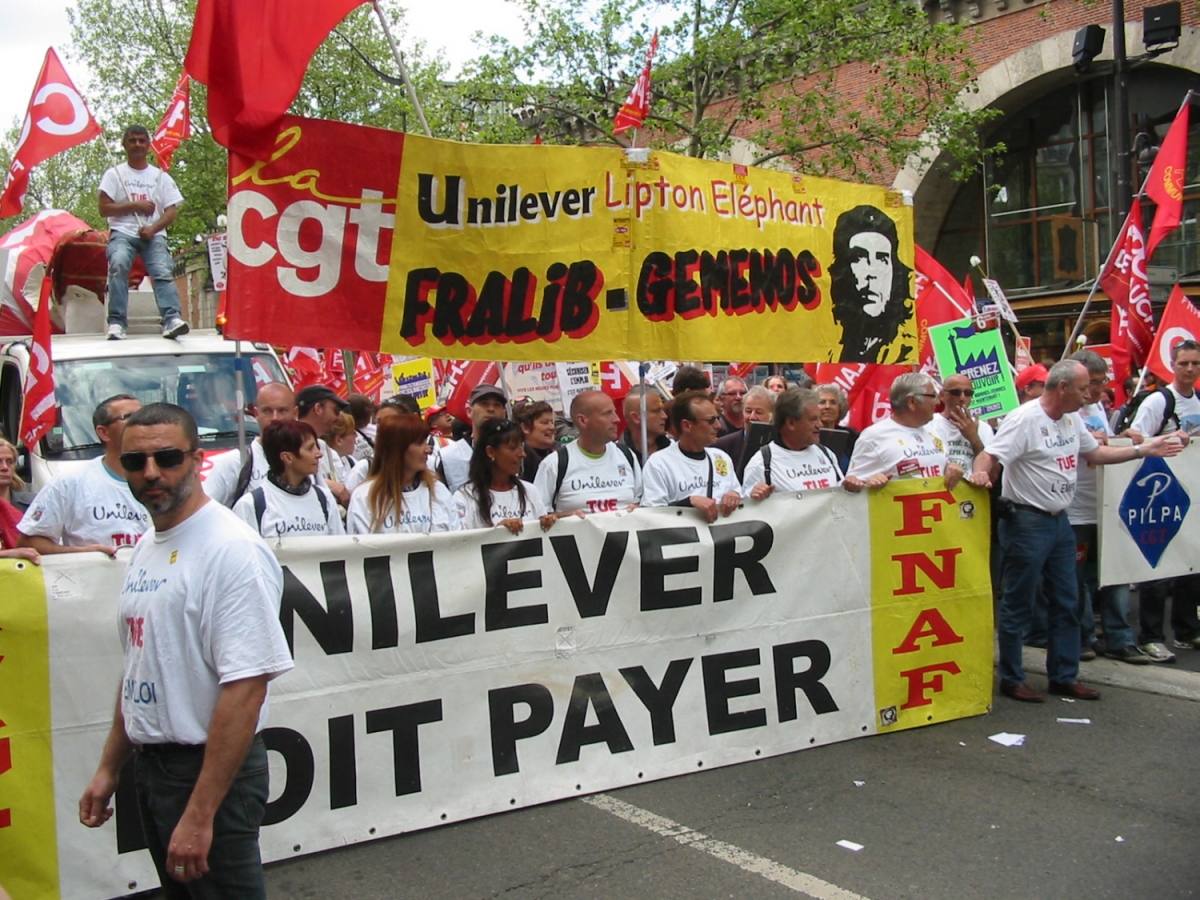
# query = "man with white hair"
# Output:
<box><xmin>970</xmin><ymin>359</ymin><xmax>1186</xmax><ymax>703</ymax></box>
<box><xmin>844</xmin><ymin>372</ymin><xmax>964</xmax><ymax>491</ymax></box>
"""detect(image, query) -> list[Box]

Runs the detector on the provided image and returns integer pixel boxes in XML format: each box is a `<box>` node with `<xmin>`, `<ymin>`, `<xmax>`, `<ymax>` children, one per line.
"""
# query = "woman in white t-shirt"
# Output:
<box><xmin>455</xmin><ymin>418</ymin><xmax>557</xmax><ymax>534</ymax></box>
<box><xmin>346</xmin><ymin>414</ymin><xmax>460</xmax><ymax>535</ymax></box>
<box><xmin>233</xmin><ymin>420</ymin><xmax>344</xmax><ymax>538</ymax></box>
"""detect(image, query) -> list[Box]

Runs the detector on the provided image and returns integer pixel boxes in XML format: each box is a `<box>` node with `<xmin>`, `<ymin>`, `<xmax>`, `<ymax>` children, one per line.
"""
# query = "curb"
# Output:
<box><xmin>1020</xmin><ymin>647</ymin><xmax>1200</xmax><ymax>702</ymax></box>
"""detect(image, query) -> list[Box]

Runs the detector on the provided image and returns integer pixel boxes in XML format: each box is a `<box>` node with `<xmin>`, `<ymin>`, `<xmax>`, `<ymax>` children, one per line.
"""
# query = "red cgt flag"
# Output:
<box><xmin>613</xmin><ymin>31</ymin><xmax>659</xmax><ymax>134</ymax></box>
<box><xmin>185</xmin><ymin>0</ymin><xmax>368</xmax><ymax>159</ymax></box>
<box><xmin>1146</xmin><ymin>285</ymin><xmax>1200</xmax><ymax>384</ymax></box>
<box><xmin>1099</xmin><ymin>204</ymin><xmax>1155</xmax><ymax>398</ymax></box>
<box><xmin>151</xmin><ymin>71</ymin><xmax>192</xmax><ymax>170</ymax></box>
<box><xmin>20</xmin><ymin>277</ymin><xmax>57</xmax><ymax>448</ymax></box>
<box><xmin>1</xmin><ymin>48</ymin><xmax>101</xmax><ymax>219</ymax></box>
<box><xmin>1144</xmin><ymin>102</ymin><xmax>1189</xmax><ymax>260</ymax></box>
<box><xmin>914</xmin><ymin>246</ymin><xmax>976</xmax><ymax>370</ymax></box>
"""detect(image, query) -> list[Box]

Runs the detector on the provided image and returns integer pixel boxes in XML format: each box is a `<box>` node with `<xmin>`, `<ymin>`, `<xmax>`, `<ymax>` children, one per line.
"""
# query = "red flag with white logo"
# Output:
<box><xmin>811</xmin><ymin>362</ymin><xmax>909</xmax><ymax>432</ymax></box>
<box><xmin>20</xmin><ymin>277</ymin><xmax>57</xmax><ymax>448</ymax></box>
<box><xmin>0</xmin><ymin>48</ymin><xmax>102</xmax><ymax>219</ymax></box>
<box><xmin>1144</xmin><ymin>102</ymin><xmax>1189</xmax><ymax>260</ymax></box>
<box><xmin>914</xmin><ymin>246</ymin><xmax>976</xmax><ymax>371</ymax></box>
<box><xmin>151</xmin><ymin>71</ymin><xmax>192</xmax><ymax>170</ymax></box>
<box><xmin>613</xmin><ymin>31</ymin><xmax>658</xmax><ymax>134</ymax></box>
<box><xmin>1099</xmin><ymin>204</ymin><xmax>1154</xmax><ymax>399</ymax></box>
<box><xmin>439</xmin><ymin>360</ymin><xmax>500</xmax><ymax>422</ymax></box>
<box><xmin>1146</xmin><ymin>285</ymin><xmax>1200</xmax><ymax>384</ymax></box>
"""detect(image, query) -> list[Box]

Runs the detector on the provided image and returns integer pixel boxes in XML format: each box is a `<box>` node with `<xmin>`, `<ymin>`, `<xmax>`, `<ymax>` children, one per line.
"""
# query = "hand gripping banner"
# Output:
<box><xmin>226</xmin><ymin>117</ymin><xmax>917</xmax><ymax>364</ymax></box>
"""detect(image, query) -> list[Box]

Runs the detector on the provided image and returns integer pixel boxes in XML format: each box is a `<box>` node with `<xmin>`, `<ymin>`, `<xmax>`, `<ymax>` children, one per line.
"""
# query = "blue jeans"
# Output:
<box><xmin>998</xmin><ymin>508</ymin><xmax>1081</xmax><ymax>686</ymax></box>
<box><xmin>133</xmin><ymin>736</ymin><xmax>269</xmax><ymax>899</ymax></box>
<box><xmin>1072</xmin><ymin>523</ymin><xmax>1134</xmax><ymax>652</ymax></box>
<box><xmin>106</xmin><ymin>231</ymin><xmax>181</xmax><ymax>325</ymax></box>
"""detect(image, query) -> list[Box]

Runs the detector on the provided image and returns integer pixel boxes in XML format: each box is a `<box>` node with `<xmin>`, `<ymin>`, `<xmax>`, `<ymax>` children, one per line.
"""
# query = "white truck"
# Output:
<box><xmin>1</xmin><ymin>298</ymin><xmax>288</xmax><ymax>492</ymax></box>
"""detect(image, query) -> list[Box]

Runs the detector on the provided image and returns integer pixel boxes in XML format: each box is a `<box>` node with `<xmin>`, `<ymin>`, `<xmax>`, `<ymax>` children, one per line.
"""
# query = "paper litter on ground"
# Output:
<box><xmin>836</xmin><ymin>840</ymin><xmax>864</xmax><ymax>852</ymax></box>
<box><xmin>1057</xmin><ymin>717</ymin><xmax>1091</xmax><ymax>725</ymax></box>
<box><xmin>988</xmin><ymin>732</ymin><xmax>1026</xmax><ymax>747</ymax></box>
<box><xmin>853</xmin><ymin>781</ymin><xmax>865</xmax><ymax>787</ymax></box>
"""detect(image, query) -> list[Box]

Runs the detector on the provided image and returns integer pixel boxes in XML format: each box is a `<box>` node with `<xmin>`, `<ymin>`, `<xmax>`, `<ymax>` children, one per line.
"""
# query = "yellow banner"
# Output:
<box><xmin>869</xmin><ymin>480</ymin><xmax>993</xmax><ymax>731</ymax></box>
<box><xmin>383</xmin><ymin>137</ymin><xmax>916</xmax><ymax>363</ymax></box>
<box><xmin>391</xmin><ymin>357</ymin><xmax>436</xmax><ymax>409</ymax></box>
<box><xmin>0</xmin><ymin>561</ymin><xmax>59</xmax><ymax>900</ymax></box>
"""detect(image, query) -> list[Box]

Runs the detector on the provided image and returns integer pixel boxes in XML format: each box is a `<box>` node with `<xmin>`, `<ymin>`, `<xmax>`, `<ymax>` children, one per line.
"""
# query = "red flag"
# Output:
<box><xmin>1099</xmin><ymin>204</ymin><xmax>1155</xmax><ymax>396</ymax></box>
<box><xmin>613</xmin><ymin>31</ymin><xmax>659</xmax><ymax>134</ymax></box>
<box><xmin>811</xmin><ymin>363</ymin><xmax>909</xmax><ymax>432</ymax></box>
<box><xmin>727</xmin><ymin>362</ymin><xmax>758</xmax><ymax>379</ymax></box>
<box><xmin>1144</xmin><ymin>102</ymin><xmax>1189</xmax><ymax>259</ymax></box>
<box><xmin>914</xmin><ymin>246</ymin><xmax>976</xmax><ymax>370</ymax></box>
<box><xmin>439</xmin><ymin>360</ymin><xmax>500</xmax><ymax>422</ymax></box>
<box><xmin>20</xmin><ymin>277</ymin><xmax>57</xmax><ymax>448</ymax></box>
<box><xmin>151</xmin><ymin>71</ymin><xmax>192</xmax><ymax>170</ymax></box>
<box><xmin>1</xmin><ymin>49</ymin><xmax>102</xmax><ymax>219</ymax></box>
<box><xmin>1146</xmin><ymin>285</ymin><xmax>1200</xmax><ymax>384</ymax></box>
<box><xmin>185</xmin><ymin>0</ymin><xmax>368</xmax><ymax>159</ymax></box>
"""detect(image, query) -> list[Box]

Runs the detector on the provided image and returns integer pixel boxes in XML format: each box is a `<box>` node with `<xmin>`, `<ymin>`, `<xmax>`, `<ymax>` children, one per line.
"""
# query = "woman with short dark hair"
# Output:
<box><xmin>233</xmin><ymin>420</ymin><xmax>344</xmax><ymax>537</ymax></box>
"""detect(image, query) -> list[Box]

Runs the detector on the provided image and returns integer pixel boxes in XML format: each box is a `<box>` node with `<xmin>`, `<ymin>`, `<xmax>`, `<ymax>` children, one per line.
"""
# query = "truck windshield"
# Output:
<box><xmin>46</xmin><ymin>352</ymin><xmax>288</xmax><ymax>458</ymax></box>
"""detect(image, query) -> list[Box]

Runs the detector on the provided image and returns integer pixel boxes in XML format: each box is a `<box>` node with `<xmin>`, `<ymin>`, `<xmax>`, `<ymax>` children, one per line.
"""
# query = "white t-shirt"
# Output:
<box><xmin>742</xmin><ymin>441</ymin><xmax>843</xmax><ymax>496</ymax></box>
<box><xmin>204</xmin><ymin>441</ymin><xmax>267</xmax><ymax>507</ymax></box>
<box><xmin>232</xmin><ymin>478</ymin><xmax>345</xmax><ymax>538</ymax></box>
<box><xmin>846</xmin><ymin>418</ymin><xmax>950</xmax><ymax>480</ymax></box>
<box><xmin>454</xmin><ymin>481</ymin><xmax>548</xmax><ymax>529</ymax></box>
<box><xmin>439</xmin><ymin>438</ymin><xmax>474</xmax><ymax>493</ymax></box>
<box><xmin>1067</xmin><ymin>402</ymin><xmax>1112</xmax><ymax>526</ymax></box>
<box><xmin>927</xmin><ymin>413</ymin><xmax>995</xmax><ymax>471</ymax></box>
<box><xmin>346</xmin><ymin>479</ymin><xmax>461</xmax><ymax>534</ymax></box>
<box><xmin>18</xmin><ymin>456</ymin><xmax>148</xmax><ymax>548</ymax></box>
<box><xmin>1130</xmin><ymin>384</ymin><xmax>1200</xmax><ymax>436</ymax></box>
<box><xmin>642</xmin><ymin>443</ymin><xmax>741</xmax><ymax>507</ymax></box>
<box><xmin>533</xmin><ymin>442</ymin><xmax>642</xmax><ymax>514</ymax></box>
<box><xmin>984</xmin><ymin>399</ymin><xmax>1100</xmax><ymax>514</ymax></box>
<box><xmin>117</xmin><ymin>501</ymin><xmax>292</xmax><ymax>745</ymax></box>
<box><xmin>99</xmin><ymin>162</ymin><xmax>184</xmax><ymax>238</ymax></box>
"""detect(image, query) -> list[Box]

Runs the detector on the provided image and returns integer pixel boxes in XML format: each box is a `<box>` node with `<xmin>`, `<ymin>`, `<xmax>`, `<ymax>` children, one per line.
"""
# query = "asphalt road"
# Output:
<box><xmin>250</xmin><ymin>669</ymin><xmax>1200</xmax><ymax>900</ymax></box>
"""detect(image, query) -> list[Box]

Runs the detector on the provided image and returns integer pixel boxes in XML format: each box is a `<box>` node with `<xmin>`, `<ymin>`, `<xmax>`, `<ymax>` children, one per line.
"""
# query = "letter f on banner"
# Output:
<box><xmin>0</xmin><ymin>48</ymin><xmax>102</xmax><ymax>218</ymax></box>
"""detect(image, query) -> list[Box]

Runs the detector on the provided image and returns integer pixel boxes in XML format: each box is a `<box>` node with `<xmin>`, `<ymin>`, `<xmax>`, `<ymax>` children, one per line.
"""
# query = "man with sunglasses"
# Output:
<box><xmin>80</xmin><ymin>403</ymin><xmax>292</xmax><ymax>899</ymax></box>
<box><xmin>927</xmin><ymin>374</ymin><xmax>994</xmax><ymax>471</ymax></box>
<box><xmin>18</xmin><ymin>394</ymin><xmax>146</xmax><ymax>555</ymax></box>
<box><xmin>643</xmin><ymin>390</ymin><xmax>741</xmax><ymax>520</ymax></box>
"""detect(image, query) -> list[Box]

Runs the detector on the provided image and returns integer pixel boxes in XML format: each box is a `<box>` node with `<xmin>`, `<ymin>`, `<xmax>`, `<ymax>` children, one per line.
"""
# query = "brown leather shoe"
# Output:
<box><xmin>1048</xmin><ymin>680</ymin><xmax>1100</xmax><ymax>700</ymax></box>
<box><xmin>999</xmin><ymin>681</ymin><xmax>1045</xmax><ymax>702</ymax></box>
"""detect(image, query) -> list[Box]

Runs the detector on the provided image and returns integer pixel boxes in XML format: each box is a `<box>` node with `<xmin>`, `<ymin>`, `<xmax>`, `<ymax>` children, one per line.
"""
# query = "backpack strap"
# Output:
<box><xmin>252</xmin><ymin>487</ymin><xmax>267</xmax><ymax>530</ymax></box>
<box><xmin>552</xmin><ymin>444</ymin><xmax>570</xmax><ymax>508</ymax></box>
<box><xmin>233</xmin><ymin>451</ymin><xmax>255</xmax><ymax>503</ymax></box>
<box><xmin>706</xmin><ymin>452</ymin><xmax>715</xmax><ymax>499</ymax></box>
<box><xmin>314</xmin><ymin>485</ymin><xmax>330</xmax><ymax>522</ymax></box>
<box><xmin>762</xmin><ymin>444</ymin><xmax>773</xmax><ymax>486</ymax></box>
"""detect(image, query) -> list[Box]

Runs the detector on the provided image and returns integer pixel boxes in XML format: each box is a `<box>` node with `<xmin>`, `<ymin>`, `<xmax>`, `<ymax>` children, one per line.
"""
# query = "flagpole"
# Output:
<box><xmin>1061</xmin><ymin>89</ymin><xmax>1194</xmax><ymax>357</ymax></box>
<box><xmin>372</xmin><ymin>0</ymin><xmax>432</xmax><ymax>138</ymax></box>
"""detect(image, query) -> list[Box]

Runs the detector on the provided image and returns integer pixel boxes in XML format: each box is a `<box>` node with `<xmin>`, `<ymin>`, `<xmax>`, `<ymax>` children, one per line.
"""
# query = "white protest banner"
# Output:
<box><xmin>556</xmin><ymin>361</ymin><xmax>601</xmax><ymax>412</ymax></box>
<box><xmin>207</xmin><ymin>232</ymin><xmax>228</xmax><ymax>292</ymax></box>
<box><xmin>1099</xmin><ymin>444</ymin><xmax>1200</xmax><ymax>586</ymax></box>
<box><xmin>503</xmin><ymin>361</ymin><xmax>562</xmax><ymax>409</ymax></box>
<box><xmin>5</xmin><ymin>480</ymin><xmax>992</xmax><ymax>899</ymax></box>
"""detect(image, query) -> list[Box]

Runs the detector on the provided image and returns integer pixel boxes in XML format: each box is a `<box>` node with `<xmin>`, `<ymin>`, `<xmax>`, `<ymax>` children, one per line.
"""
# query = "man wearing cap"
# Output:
<box><xmin>1016</xmin><ymin>364</ymin><xmax>1049</xmax><ymax>404</ymax></box>
<box><xmin>296</xmin><ymin>385</ymin><xmax>351</xmax><ymax>506</ymax></box>
<box><xmin>205</xmin><ymin>383</ymin><xmax>296</xmax><ymax>507</ymax></box>
<box><xmin>440</xmin><ymin>384</ymin><xmax>507</xmax><ymax>493</ymax></box>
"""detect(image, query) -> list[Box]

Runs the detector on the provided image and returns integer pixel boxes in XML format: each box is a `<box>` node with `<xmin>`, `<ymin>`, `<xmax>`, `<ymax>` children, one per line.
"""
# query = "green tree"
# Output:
<box><xmin>0</xmin><ymin>0</ymin><xmax>453</xmax><ymax>244</ymax></box>
<box><xmin>461</xmin><ymin>0</ymin><xmax>995</xmax><ymax>182</ymax></box>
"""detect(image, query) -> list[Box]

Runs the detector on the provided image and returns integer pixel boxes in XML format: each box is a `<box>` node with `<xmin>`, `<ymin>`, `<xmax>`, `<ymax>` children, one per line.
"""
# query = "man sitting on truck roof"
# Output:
<box><xmin>18</xmin><ymin>394</ymin><xmax>147</xmax><ymax>555</ymax></box>
<box><xmin>98</xmin><ymin>124</ymin><xmax>190</xmax><ymax>341</ymax></box>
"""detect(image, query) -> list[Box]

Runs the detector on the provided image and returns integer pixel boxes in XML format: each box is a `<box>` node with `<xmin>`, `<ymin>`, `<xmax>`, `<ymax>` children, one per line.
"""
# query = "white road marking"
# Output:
<box><xmin>582</xmin><ymin>793</ymin><xmax>873</xmax><ymax>900</ymax></box>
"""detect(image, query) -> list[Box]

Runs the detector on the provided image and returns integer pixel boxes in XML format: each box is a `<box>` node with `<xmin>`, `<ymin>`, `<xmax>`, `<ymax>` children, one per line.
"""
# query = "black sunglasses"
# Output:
<box><xmin>120</xmin><ymin>448</ymin><xmax>189</xmax><ymax>472</ymax></box>
<box><xmin>945</xmin><ymin>388</ymin><xmax>975</xmax><ymax>397</ymax></box>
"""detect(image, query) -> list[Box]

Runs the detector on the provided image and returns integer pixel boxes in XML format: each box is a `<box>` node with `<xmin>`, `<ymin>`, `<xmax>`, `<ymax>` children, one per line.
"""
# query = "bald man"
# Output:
<box><xmin>620</xmin><ymin>385</ymin><xmax>671</xmax><ymax>459</ymax></box>
<box><xmin>204</xmin><ymin>382</ymin><xmax>296</xmax><ymax>507</ymax></box>
<box><xmin>534</xmin><ymin>390</ymin><xmax>642</xmax><ymax>514</ymax></box>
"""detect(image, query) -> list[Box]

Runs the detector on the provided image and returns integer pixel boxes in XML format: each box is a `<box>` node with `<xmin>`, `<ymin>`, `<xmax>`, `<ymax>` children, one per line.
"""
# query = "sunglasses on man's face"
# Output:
<box><xmin>120</xmin><ymin>448</ymin><xmax>189</xmax><ymax>472</ymax></box>
<box><xmin>696</xmin><ymin>415</ymin><xmax>721</xmax><ymax>425</ymax></box>
<box><xmin>945</xmin><ymin>388</ymin><xmax>974</xmax><ymax>398</ymax></box>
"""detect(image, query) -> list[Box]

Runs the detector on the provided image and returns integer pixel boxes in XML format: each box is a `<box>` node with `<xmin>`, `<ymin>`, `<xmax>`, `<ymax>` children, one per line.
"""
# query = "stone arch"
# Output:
<box><xmin>894</xmin><ymin>23</ymin><xmax>1200</xmax><ymax>246</ymax></box>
